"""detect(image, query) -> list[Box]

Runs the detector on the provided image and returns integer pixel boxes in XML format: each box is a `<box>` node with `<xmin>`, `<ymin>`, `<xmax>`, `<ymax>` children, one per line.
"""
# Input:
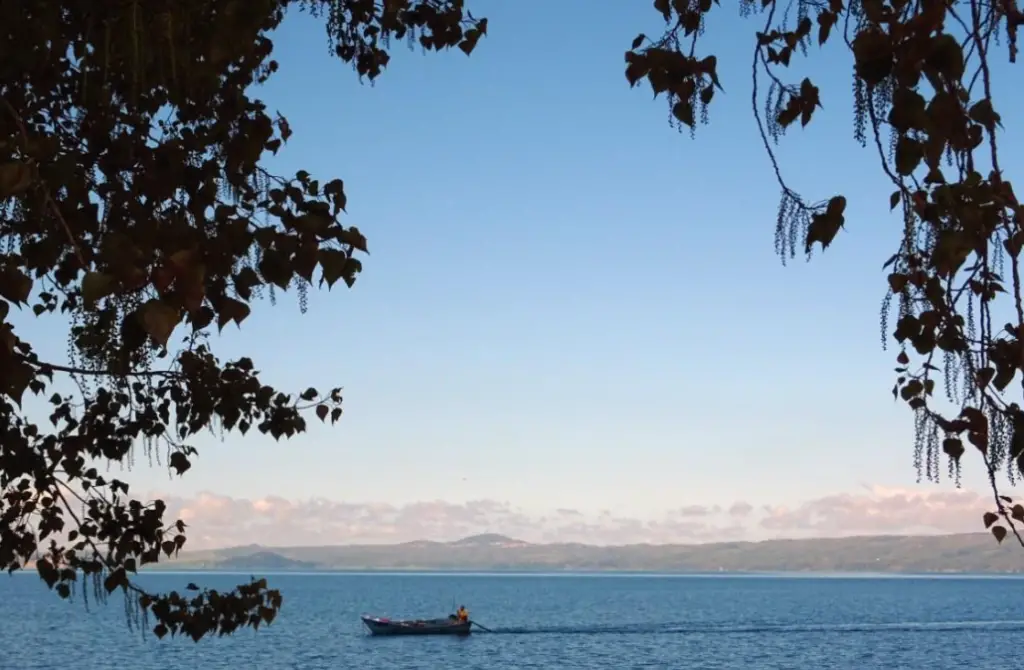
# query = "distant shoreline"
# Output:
<box><xmin>21</xmin><ymin>532</ymin><xmax>1024</xmax><ymax>575</ymax></box>
<box><xmin>139</xmin><ymin>532</ymin><xmax>1024</xmax><ymax>574</ymax></box>
<box><xmin>12</xmin><ymin>568</ymin><xmax>1024</xmax><ymax>579</ymax></box>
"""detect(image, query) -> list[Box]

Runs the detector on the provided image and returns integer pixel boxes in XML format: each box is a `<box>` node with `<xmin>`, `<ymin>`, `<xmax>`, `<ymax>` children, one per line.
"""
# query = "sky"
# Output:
<box><xmin>15</xmin><ymin>0</ymin><xmax>1024</xmax><ymax>547</ymax></box>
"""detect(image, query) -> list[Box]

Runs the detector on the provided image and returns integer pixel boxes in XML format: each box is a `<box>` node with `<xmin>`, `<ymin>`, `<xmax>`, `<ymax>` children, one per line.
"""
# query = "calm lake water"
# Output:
<box><xmin>2</xmin><ymin>571</ymin><xmax>1022</xmax><ymax>669</ymax></box>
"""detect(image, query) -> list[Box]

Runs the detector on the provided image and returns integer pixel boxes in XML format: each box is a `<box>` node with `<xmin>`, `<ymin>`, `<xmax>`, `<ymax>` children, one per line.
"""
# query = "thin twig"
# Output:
<box><xmin>27</xmin><ymin>357</ymin><xmax>178</xmax><ymax>379</ymax></box>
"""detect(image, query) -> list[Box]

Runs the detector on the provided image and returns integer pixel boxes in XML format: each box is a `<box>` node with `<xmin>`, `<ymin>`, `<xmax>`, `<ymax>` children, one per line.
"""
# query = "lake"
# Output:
<box><xmin>2</xmin><ymin>571</ymin><xmax>1022</xmax><ymax>669</ymax></box>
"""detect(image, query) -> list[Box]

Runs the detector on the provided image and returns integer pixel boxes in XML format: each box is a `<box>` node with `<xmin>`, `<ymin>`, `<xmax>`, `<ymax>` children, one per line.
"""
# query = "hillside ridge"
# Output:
<box><xmin>146</xmin><ymin>532</ymin><xmax>1024</xmax><ymax>574</ymax></box>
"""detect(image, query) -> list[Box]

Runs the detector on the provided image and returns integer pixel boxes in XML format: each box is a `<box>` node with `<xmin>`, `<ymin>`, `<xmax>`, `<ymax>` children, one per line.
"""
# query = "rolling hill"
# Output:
<box><xmin>146</xmin><ymin>532</ymin><xmax>1024</xmax><ymax>573</ymax></box>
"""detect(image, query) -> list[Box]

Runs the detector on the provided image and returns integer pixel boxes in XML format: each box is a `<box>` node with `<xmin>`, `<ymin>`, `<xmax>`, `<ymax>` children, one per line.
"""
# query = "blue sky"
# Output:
<box><xmin>18</xmin><ymin>1</ymin><xmax>1024</xmax><ymax>529</ymax></box>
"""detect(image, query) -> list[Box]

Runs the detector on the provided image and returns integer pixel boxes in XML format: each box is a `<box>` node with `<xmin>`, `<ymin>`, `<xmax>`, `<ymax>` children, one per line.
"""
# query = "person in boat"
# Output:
<box><xmin>455</xmin><ymin>605</ymin><xmax>469</xmax><ymax>623</ymax></box>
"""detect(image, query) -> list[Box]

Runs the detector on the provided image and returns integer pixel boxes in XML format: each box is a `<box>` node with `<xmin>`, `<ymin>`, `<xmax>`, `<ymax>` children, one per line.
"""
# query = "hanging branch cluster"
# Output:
<box><xmin>627</xmin><ymin>0</ymin><xmax>1024</xmax><ymax>545</ymax></box>
<box><xmin>0</xmin><ymin>0</ymin><xmax>486</xmax><ymax>642</ymax></box>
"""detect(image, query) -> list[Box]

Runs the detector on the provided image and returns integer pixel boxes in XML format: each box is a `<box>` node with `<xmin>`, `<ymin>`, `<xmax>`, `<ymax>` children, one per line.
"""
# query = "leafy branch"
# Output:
<box><xmin>0</xmin><ymin>0</ymin><xmax>488</xmax><ymax>642</ymax></box>
<box><xmin>627</xmin><ymin>0</ymin><xmax>1024</xmax><ymax>546</ymax></box>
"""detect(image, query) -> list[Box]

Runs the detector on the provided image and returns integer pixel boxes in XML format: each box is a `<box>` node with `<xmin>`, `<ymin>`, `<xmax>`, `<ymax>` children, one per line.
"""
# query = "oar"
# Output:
<box><xmin>470</xmin><ymin>620</ymin><xmax>494</xmax><ymax>633</ymax></box>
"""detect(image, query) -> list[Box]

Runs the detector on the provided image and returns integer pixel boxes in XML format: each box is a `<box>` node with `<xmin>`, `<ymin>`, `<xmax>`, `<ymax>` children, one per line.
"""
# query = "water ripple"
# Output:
<box><xmin>2</xmin><ymin>572</ymin><xmax>1022</xmax><ymax>669</ymax></box>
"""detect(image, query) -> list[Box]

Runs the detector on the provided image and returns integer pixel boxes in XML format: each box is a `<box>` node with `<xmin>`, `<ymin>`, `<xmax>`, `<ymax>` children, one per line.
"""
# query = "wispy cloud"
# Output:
<box><xmin>758</xmin><ymin>485</ymin><xmax>993</xmax><ymax>537</ymax></box>
<box><xmin>140</xmin><ymin>484</ymin><xmax>1016</xmax><ymax>550</ymax></box>
<box><xmin>728</xmin><ymin>501</ymin><xmax>754</xmax><ymax>517</ymax></box>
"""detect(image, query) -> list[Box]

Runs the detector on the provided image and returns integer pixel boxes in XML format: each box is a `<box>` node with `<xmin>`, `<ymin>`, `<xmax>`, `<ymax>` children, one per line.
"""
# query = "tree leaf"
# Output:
<box><xmin>36</xmin><ymin>558</ymin><xmax>59</xmax><ymax>587</ymax></box>
<box><xmin>342</xmin><ymin>257</ymin><xmax>362</xmax><ymax>288</ymax></box>
<box><xmin>926</xmin><ymin>34</ymin><xmax>965</xmax><ymax>81</ymax></box>
<box><xmin>216</xmin><ymin>298</ymin><xmax>251</xmax><ymax>331</ymax></box>
<box><xmin>672</xmin><ymin>100</ymin><xmax>695</xmax><ymax>127</ymax></box>
<box><xmin>894</xmin><ymin>136</ymin><xmax>923</xmax><ymax>176</ymax></box>
<box><xmin>975</xmin><ymin>367</ymin><xmax>995</xmax><ymax>390</ymax></box>
<box><xmin>337</xmin><ymin>227</ymin><xmax>369</xmax><ymax>253</ymax></box>
<box><xmin>323</xmin><ymin>178</ymin><xmax>347</xmax><ymax>214</ymax></box>
<box><xmin>81</xmin><ymin>272</ymin><xmax>116</xmax><ymax>309</ymax></box>
<box><xmin>232</xmin><ymin>267</ymin><xmax>262</xmax><ymax>301</ymax></box>
<box><xmin>0</xmin><ymin>266</ymin><xmax>33</xmax><ymax>304</ymax></box>
<box><xmin>804</xmin><ymin>214</ymin><xmax>840</xmax><ymax>253</ymax></box>
<box><xmin>168</xmin><ymin>451</ymin><xmax>191</xmax><ymax>476</ymax></box>
<box><xmin>138</xmin><ymin>299</ymin><xmax>181</xmax><ymax>348</ymax></box>
<box><xmin>103</xmin><ymin>568</ymin><xmax>126</xmax><ymax>593</ymax></box>
<box><xmin>319</xmin><ymin>250</ymin><xmax>348</xmax><ymax>288</ymax></box>
<box><xmin>0</xmin><ymin>161</ymin><xmax>34</xmax><ymax>198</ymax></box>
<box><xmin>968</xmin><ymin>99</ymin><xmax>1001</xmax><ymax>130</ymax></box>
<box><xmin>942</xmin><ymin>437</ymin><xmax>964</xmax><ymax>461</ymax></box>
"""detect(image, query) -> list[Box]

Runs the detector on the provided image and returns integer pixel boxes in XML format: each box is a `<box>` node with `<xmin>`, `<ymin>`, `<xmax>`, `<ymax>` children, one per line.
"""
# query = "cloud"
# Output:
<box><xmin>136</xmin><ymin>484</ymin><xmax>1019</xmax><ymax>550</ymax></box>
<box><xmin>758</xmin><ymin>485</ymin><xmax>994</xmax><ymax>537</ymax></box>
<box><xmin>728</xmin><ymin>501</ymin><xmax>754</xmax><ymax>517</ymax></box>
<box><xmin>672</xmin><ymin>505</ymin><xmax>721</xmax><ymax>517</ymax></box>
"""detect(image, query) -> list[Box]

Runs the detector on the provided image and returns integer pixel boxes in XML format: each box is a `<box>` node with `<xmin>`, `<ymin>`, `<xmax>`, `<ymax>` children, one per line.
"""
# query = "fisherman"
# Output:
<box><xmin>456</xmin><ymin>605</ymin><xmax>469</xmax><ymax>622</ymax></box>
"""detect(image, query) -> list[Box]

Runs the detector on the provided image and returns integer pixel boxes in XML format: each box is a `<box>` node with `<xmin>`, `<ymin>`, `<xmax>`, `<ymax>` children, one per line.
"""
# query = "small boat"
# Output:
<box><xmin>361</xmin><ymin>614</ymin><xmax>472</xmax><ymax>636</ymax></box>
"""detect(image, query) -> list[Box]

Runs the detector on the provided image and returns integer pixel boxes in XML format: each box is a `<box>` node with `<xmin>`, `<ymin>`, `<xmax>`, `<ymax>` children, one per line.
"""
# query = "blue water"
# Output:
<box><xmin>2</xmin><ymin>571</ymin><xmax>1022</xmax><ymax>668</ymax></box>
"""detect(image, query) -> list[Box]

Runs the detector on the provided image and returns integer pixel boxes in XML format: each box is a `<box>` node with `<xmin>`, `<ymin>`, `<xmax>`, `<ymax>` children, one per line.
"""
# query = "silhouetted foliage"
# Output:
<box><xmin>0</xmin><ymin>0</ymin><xmax>485</xmax><ymax>642</ymax></box>
<box><xmin>626</xmin><ymin>0</ymin><xmax>1024</xmax><ymax>546</ymax></box>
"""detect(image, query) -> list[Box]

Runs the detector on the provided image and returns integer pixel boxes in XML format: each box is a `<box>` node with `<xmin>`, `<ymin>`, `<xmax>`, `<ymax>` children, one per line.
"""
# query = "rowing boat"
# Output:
<box><xmin>360</xmin><ymin>614</ymin><xmax>472</xmax><ymax>636</ymax></box>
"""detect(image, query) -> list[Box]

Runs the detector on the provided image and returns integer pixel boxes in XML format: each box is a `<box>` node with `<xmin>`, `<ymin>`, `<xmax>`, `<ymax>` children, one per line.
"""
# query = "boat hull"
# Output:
<box><xmin>361</xmin><ymin>615</ymin><xmax>472</xmax><ymax>636</ymax></box>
